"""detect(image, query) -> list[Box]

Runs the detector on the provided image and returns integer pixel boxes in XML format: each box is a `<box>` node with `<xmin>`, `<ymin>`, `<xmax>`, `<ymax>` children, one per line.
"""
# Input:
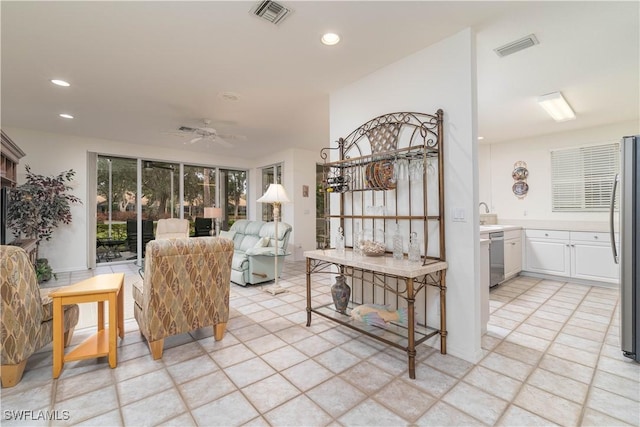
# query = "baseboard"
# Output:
<box><xmin>519</xmin><ymin>271</ymin><xmax>618</xmax><ymax>289</ymax></box>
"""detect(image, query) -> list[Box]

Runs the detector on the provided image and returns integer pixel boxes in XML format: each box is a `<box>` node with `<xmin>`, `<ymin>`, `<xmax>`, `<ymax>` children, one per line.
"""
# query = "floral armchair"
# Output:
<box><xmin>1</xmin><ymin>246</ymin><xmax>79</xmax><ymax>387</ymax></box>
<box><xmin>132</xmin><ymin>237</ymin><xmax>234</xmax><ymax>360</ymax></box>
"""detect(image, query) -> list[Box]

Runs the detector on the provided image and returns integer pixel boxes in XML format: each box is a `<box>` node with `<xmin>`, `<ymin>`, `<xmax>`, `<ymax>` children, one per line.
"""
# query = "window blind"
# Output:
<box><xmin>551</xmin><ymin>142</ymin><xmax>619</xmax><ymax>212</ymax></box>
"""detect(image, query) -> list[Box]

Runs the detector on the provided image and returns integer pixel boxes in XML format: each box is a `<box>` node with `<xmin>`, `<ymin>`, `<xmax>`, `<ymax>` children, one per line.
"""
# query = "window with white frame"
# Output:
<box><xmin>551</xmin><ymin>142</ymin><xmax>620</xmax><ymax>212</ymax></box>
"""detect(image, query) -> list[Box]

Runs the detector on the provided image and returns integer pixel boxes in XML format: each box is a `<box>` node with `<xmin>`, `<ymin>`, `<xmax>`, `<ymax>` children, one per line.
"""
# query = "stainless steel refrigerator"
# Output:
<box><xmin>611</xmin><ymin>135</ymin><xmax>639</xmax><ymax>362</ymax></box>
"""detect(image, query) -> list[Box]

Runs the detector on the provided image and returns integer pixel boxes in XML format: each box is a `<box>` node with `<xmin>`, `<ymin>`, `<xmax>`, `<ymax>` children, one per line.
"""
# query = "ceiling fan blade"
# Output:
<box><xmin>215</xmin><ymin>137</ymin><xmax>234</xmax><ymax>148</ymax></box>
<box><xmin>218</xmin><ymin>133</ymin><xmax>246</xmax><ymax>141</ymax></box>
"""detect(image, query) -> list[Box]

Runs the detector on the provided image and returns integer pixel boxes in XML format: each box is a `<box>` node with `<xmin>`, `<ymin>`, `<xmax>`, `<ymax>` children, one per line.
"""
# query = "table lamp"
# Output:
<box><xmin>204</xmin><ymin>207</ymin><xmax>223</xmax><ymax>236</ymax></box>
<box><xmin>257</xmin><ymin>183</ymin><xmax>290</xmax><ymax>295</ymax></box>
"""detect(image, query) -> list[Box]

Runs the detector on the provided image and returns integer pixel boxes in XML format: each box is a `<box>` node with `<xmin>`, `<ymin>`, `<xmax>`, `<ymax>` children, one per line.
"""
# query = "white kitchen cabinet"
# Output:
<box><xmin>524</xmin><ymin>229</ymin><xmax>619</xmax><ymax>284</ymax></box>
<box><xmin>570</xmin><ymin>232</ymin><xmax>619</xmax><ymax>284</ymax></box>
<box><xmin>525</xmin><ymin>230</ymin><xmax>571</xmax><ymax>277</ymax></box>
<box><xmin>504</xmin><ymin>235</ymin><xmax>523</xmax><ymax>280</ymax></box>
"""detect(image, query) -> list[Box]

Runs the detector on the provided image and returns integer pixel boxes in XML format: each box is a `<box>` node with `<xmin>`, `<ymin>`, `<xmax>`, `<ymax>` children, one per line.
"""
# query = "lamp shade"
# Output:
<box><xmin>537</xmin><ymin>91</ymin><xmax>576</xmax><ymax>122</ymax></box>
<box><xmin>257</xmin><ymin>184</ymin><xmax>290</xmax><ymax>204</ymax></box>
<box><xmin>204</xmin><ymin>207</ymin><xmax>223</xmax><ymax>219</ymax></box>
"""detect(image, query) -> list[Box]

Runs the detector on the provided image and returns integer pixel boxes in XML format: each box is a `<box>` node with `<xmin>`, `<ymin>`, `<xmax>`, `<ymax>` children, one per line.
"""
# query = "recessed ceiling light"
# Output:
<box><xmin>321</xmin><ymin>33</ymin><xmax>340</xmax><ymax>46</ymax></box>
<box><xmin>51</xmin><ymin>79</ymin><xmax>70</xmax><ymax>87</ymax></box>
<box><xmin>59</xmin><ymin>113</ymin><xmax>74</xmax><ymax>119</ymax></box>
<box><xmin>478</xmin><ymin>136</ymin><xmax>484</xmax><ymax>140</ymax></box>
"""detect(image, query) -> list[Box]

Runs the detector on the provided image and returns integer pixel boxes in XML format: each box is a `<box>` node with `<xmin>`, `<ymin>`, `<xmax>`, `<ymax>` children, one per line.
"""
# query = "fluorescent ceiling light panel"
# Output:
<box><xmin>59</xmin><ymin>113</ymin><xmax>74</xmax><ymax>119</ymax></box>
<box><xmin>537</xmin><ymin>92</ymin><xmax>576</xmax><ymax>122</ymax></box>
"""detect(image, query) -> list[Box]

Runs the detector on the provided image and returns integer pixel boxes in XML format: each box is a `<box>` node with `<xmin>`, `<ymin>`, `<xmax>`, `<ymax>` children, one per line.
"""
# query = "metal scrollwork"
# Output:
<box><xmin>333</xmin><ymin>111</ymin><xmax>442</xmax><ymax>158</ymax></box>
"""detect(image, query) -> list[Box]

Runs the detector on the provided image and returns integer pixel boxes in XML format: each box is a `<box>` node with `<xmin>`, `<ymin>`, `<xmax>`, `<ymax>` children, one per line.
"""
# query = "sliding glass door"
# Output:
<box><xmin>95</xmin><ymin>155</ymin><xmax>247</xmax><ymax>265</ymax></box>
<box><xmin>96</xmin><ymin>156</ymin><xmax>137</xmax><ymax>262</ymax></box>
<box><xmin>220</xmin><ymin>169</ymin><xmax>247</xmax><ymax>229</ymax></box>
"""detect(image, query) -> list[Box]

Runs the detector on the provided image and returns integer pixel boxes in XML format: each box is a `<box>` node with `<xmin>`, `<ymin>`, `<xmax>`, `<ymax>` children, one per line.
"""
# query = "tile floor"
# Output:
<box><xmin>2</xmin><ymin>261</ymin><xmax>639</xmax><ymax>426</ymax></box>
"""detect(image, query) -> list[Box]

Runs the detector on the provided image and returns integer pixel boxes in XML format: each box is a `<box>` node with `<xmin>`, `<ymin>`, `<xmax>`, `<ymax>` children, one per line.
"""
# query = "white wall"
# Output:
<box><xmin>479</xmin><ymin>120</ymin><xmax>639</xmax><ymax>228</ymax></box>
<box><xmin>254</xmin><ymin>148</ymin><xmax>319</xmax><ymax>260</ymax></box>
<box><xmin>4</xmin><ymin>126</ymin><xmax>318</xmax><ymax>270</ymax></box>
<box><xmin>330</xmin><ymin>29</ymin><xmax>482</xmax><ymax>363</ymax></box>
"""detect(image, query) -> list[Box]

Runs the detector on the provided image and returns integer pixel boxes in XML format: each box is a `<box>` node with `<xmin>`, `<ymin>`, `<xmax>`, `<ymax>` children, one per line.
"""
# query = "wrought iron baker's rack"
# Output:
<box><xmin>320</xmin><ymin>110</ymin><xmax>445</xmax><ymax>265</ymax></box>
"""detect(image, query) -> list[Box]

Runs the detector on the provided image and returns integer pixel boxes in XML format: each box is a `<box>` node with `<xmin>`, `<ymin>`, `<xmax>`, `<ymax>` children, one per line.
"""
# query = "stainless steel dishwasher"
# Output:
<box><xmin>489</xmin><ymin>231</ymin><xmax>505</xmax><ymax>287</ymax></box>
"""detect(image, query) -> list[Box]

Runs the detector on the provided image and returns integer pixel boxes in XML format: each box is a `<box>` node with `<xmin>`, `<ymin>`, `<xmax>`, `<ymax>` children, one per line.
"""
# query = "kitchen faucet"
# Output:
<box><xmin>479</xmin><ymin>202</ymin><xmax>490</xmax><ymax>213</ymax></box>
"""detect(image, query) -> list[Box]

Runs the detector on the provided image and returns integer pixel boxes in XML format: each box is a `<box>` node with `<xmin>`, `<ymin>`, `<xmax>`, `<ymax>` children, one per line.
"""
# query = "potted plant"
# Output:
<box><xmin>6</xmin><ymin>166</ymin><xmax>82</xmax><ymax>282</ymax></box>
<box><xmin>35</xmin><ymin>258</ymin><xmax>55</xmax><ymax>283</ymax></box>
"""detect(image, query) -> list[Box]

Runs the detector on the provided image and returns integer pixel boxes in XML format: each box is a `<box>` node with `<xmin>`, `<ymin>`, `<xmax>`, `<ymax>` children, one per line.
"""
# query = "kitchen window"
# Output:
<box><xmin>551</xmin><ymin>142</ymin><xmax>620</xmax><ymax>212</ymax></box>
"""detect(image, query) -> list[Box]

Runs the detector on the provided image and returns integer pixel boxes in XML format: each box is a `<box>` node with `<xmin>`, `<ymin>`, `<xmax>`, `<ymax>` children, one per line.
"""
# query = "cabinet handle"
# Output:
<box><xmin>594</xmin><ymin>235</ymin><xmax>598</xmax><ymax>239</ymax></box>
<box><xmin>566</xmin><ymin>244</ymin><xmax>570</xmax><ymax>247</ymax></box>
<box><xmin>545</xmin><ymin>233</ymin><xmax>549</xmax><ymax>237</ymax></box>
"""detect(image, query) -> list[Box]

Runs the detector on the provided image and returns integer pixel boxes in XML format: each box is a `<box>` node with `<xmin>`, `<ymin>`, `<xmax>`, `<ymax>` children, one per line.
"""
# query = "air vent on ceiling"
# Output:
<box><xmin>494</xmin><ymin>34</ymin><xmax>539</xmax><ymax>57</ymax></box>
<box><xmin>252</xmin><ymin>0</ymin><xmax>291</xmax><ymax>25</ymax></box>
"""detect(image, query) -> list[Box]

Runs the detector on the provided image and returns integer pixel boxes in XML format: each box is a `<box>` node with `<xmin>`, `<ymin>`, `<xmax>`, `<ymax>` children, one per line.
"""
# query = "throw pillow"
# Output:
<box><xmin>219</xmin><ymin>230</ymin><xmax>236</xmax><ymax>240</ymax></box>
<box><xmin>253</xmin><ymin>236</ymin><xmax>270</xmax><ymax>248</ymax></box>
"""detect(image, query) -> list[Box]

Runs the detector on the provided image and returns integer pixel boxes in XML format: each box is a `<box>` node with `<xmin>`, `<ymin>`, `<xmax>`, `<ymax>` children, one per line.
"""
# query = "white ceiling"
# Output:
<box><xmin>2</xmin><ymin>1</ymin><xmax>638</xmax><ymax>159</ymax></box>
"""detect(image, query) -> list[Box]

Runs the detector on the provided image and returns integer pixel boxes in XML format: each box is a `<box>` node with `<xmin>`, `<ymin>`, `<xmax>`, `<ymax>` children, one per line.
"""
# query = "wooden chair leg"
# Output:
<box><xmin>214</xmin><ymin>323</ymin><xmax>227</xmax><ymax>341</ymax></box>
<box><xmin>1</xmin><ymin>360</ymin><xmax>27</xmax><ymax>388</ymax></box>
<box><xmin>64</xmin><ymin>327</ymin><xmax>75</xmax><ymax>348</ymax></box>
<box><xmin>148</xmin><ymin>339</ymin><xmax>164</xmax><ymax>360</ymax></box>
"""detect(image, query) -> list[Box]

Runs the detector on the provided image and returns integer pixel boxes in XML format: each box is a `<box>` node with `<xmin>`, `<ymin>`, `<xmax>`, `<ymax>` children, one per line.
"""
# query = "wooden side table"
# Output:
<box><xmin>51</xmin><ymin>273</ymin><xmax>125</xmax><ymax>378</ymax></box>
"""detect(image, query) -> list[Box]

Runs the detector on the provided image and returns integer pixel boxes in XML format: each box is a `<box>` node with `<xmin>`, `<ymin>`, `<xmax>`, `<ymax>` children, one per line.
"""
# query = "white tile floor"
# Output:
<box><xmin>3</xmin><ymin>261</ymin><xmax>639</xmax><ymax>426</ymax></box>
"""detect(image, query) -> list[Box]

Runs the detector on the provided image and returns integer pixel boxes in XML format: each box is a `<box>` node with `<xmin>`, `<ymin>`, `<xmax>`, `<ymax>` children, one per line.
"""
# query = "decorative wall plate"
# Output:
<box><xmin>378</xmin><ymin>161</ymin><xmax>396</xmax><ymax>190</ymax></box>
<box><xmin>512</xmin><ymin>181</ymin><xmax>529</xmax><ymax>197</ymax></box>
<box><xmin>512</xmin><ymin>160</ymin><xmax>529</xmax><ymax>199</ymax></box>
<box><xmin>512</xmin><ymin>166</ymin><xmax>529</xmax><ymax>180</ymax></box>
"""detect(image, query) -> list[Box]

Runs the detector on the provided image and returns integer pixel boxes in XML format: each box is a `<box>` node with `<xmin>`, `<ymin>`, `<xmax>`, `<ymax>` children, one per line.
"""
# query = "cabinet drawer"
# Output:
<box><xmin>570</xmin><ymin>231</ymin><xmax>611</xmax><ymax>244</ymax></box>
<box><xmin>525</xmin><ymin>229</ymin><xmax>570</xmax><ymax>240</ymax></box>
<box><xmin>504</xmin><ymin>230</ymin><xmax>522</xmax><ymax>240</ymax></box>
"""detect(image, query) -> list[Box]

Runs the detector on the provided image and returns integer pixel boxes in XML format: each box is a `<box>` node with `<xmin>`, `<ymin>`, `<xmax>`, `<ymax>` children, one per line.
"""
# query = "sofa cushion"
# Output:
<box><xmin>230</xmin><ymin>219</ymin><xmax>250</xmax><ymax>234</ymax></box>
<box><xmin>238</xmin><ymin>235</ymin><xmax>261</xmax><ymax>252</ymax></box>
<box><xmin>259</xmin><ymin>222</ymin><xmax>293</xmax><ymax>248</ymax></box>
<box><xmin>219</xmin><ymin>230</ymin><xmax>236</xmax><ymax>240</ymax></box>
<box><xmin>254</xmin><ymin>236</ymin><xmax>270</xmax><ymax>248</ymax></box>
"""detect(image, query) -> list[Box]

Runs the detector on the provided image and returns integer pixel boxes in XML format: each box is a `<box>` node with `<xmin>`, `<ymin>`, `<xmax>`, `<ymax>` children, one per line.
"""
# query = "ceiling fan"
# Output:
<box><xmin>175</xmin><ymin>119</ymin><xmax>243</xmax><ymax>148</ymax></box>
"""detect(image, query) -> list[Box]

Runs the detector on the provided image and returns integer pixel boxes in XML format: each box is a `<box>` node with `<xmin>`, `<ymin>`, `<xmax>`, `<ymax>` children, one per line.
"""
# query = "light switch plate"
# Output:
<box><xmin>452</xmin><ymin>207</ymin><xmax>466</xmax><ymax>222</ymax></box>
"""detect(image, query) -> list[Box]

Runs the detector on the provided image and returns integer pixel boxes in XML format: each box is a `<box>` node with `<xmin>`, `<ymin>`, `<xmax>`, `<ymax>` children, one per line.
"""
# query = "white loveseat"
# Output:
<box><xmin>224</xmin><ymin>220</ymin><xmax>292</xmax><ymax>286</ymax></box>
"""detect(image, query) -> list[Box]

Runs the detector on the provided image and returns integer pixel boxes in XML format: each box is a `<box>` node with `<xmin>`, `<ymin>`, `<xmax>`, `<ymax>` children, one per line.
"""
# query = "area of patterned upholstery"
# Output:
<box><xmin>1</xmin><ymin>246</ymin><xmax>79</xmax><ymax>376</ymax></box>
<box><xmin>133</xmin><ymin>237</ymin><xmax>233</xmax><ymax>349</ymax></box>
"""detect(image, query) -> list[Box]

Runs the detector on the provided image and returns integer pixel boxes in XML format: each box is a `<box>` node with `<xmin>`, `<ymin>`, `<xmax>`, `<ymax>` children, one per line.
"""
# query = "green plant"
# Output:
<box><xmin>35</xmin><ymin>258</ymin><xmax>56</xmax><ymax>283</ymax></box>
<box><xmin>7</xmin><ymin>165</ymin><xmax>82</xmax><ymax>243</ymax></box>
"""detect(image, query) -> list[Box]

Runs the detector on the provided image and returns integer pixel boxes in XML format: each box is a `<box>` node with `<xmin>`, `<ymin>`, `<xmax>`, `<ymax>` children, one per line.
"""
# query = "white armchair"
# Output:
<box><xmin>156</xmin><ymin>219</ymin><xmax>190</xmax><ymax>240</ymax></box>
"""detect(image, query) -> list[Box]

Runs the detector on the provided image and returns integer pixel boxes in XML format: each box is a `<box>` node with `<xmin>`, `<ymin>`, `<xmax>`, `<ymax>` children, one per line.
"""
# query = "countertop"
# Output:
<box><xmin>479</xmin><ymin>221</ymin><xmax>614</xmax><ymax>234</ymax></box>
<box><xmin>493</xmin><ymin>219</ymin><xmax>612</xmax><ymax>233</ymax></box>
<box><xmin>303</xmin><ymin>249</ymin><xmax>447</xmax><ymax>277</ymax></box>
<box><xmin>479</xmin><ymin>225</ymin><xmax>522</xmax><ymax>235</ymax></box>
